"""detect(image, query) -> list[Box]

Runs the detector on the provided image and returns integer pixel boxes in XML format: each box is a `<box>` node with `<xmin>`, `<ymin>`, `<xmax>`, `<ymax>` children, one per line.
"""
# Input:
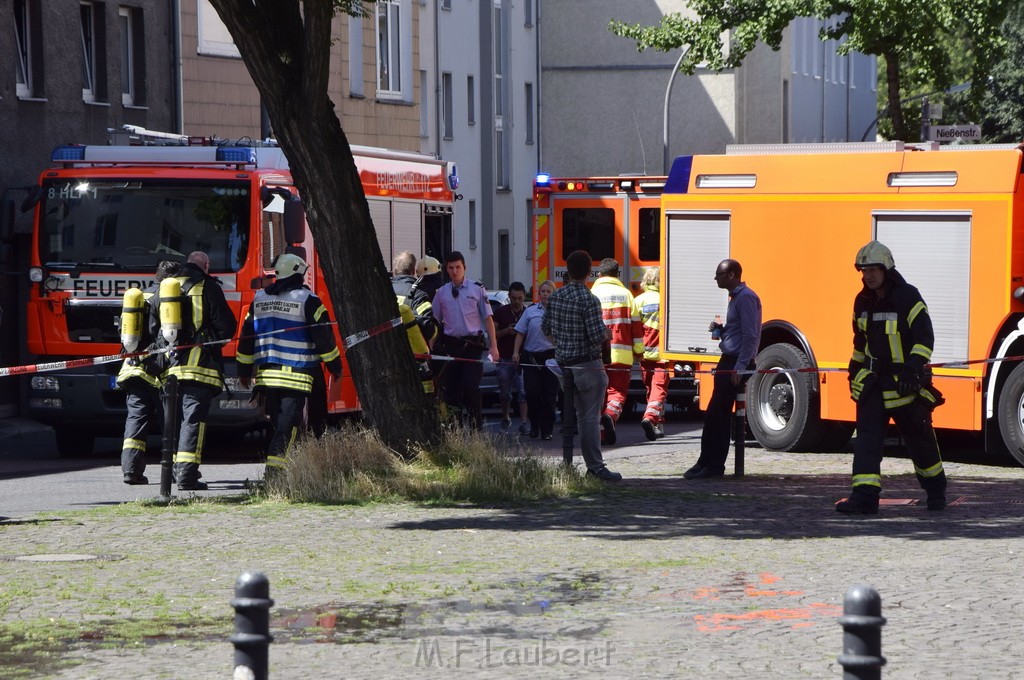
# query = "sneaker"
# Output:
<box><xmin>587</xmin><ymin>466</ymin><xmax>622</xmax><ymax>482</ymax></box>
<box><xmin>835</xmin><ymin>494</ymin><xmax>879</xmax><ymax>515</ymax></box>
<box><xmin>926</xmin><ymin>494</ymin><xmax>947</xmax><ymax>511</ymax></box>
<box><xmin>641</xmin><ymin>419</ymin><xmax>657</xmax><ymax>441</ymax></box>
<box><xmin>123</xmin><ymin>473</ymin><xmax>149</xmax><ymax>485</ymax></box>
<box><xmin>654</xmin><ymin>423</ymin><xmax>665</xmax><ymax>439</ymax></box>
<box><xmin>500</xmin><ymin>417</ymin><xmax>512</xmax><ymax>431</ymax></box>
<box><xmin>519</xmin><ymin>422</ymin><xmax>531</xmax><ymax>435</ymax></box>
<box><xmin>600</xmin><ymin>415</ymin><xmax>617</xmax><ymax>446</ymax></box>
<box><xmin>177</xmin><ymin>481</ymin><xmax>209</xmax><ymax>491</ymax></box>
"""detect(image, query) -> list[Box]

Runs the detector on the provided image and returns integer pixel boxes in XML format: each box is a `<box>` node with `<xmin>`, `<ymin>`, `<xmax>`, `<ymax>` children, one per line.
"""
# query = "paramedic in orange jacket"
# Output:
<box><xmin>591</xmin><ymin>258</ymin><xmax>644</xmax><ymax>445</ymax></box>
<box><xmin>634</xmin><ymin>267</ymin><xmax>669</xmax><ymax>441</ymax></box>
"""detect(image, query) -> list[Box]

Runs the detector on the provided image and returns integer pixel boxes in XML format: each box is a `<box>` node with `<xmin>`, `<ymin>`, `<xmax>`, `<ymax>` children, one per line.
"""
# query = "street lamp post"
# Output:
<box><xmin>663</xmin><ymin>47</ymin><xmax>690</xmax><ymax>174</ymax></box>
<box><xmin>860</xmin><ymin>82</ymin><xmax>971</xmax><ymax>142</ymax></box>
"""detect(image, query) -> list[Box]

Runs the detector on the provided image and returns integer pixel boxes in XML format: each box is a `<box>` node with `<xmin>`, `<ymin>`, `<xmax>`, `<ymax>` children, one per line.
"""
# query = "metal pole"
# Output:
<box><xmin>837</xmin><ymin>585</ymin><xmax>886</xmax><ymax>680</ymax></box>
<box><xmin>919</xmin><ymin>97</ymin><xmax>930</xmax><ymax>143</ymax></box>
<box><xmin>662</xmin><ymin>48</ymin><xmax>689</xmax><ymax>174</ymax></box>
<box><xmin>230</xmin><ymin>571</ymin><xmax>274</xmax><ymax>680</ymax></box>
<box><xmin>733</xmin><ymin>382</ymin><xmax>746</xmax><ymax>477</ymax></box>
<box><xmin>560</xmin><ymin>366</ymin><xmax>576</xmax><ymax>466</ymax></box>
<box><xmin>159</xmin><ymin>376</ymin><xmax>178</xmax><ymax>501</ymax></box>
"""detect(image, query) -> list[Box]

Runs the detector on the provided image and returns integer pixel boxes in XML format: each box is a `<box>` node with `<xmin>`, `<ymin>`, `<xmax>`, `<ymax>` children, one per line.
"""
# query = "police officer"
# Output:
<box><xmin>236</xmin><ymin>253</ymin><xmax>342</xmax><ymax>475</ymax></box>
<box><xmin>151</xmin><ymin>251</ymin><xmax>237</xmax><ymax>491</ymax></box>
<box><xmin>838</xmin><ymin>241</ymin><xmax>947</xmax><ymax>514</ymax></box>
<box><xmin>117</xmin><ymin>260</ymin><xmax>181</xmax><ymax>485</ymax></box>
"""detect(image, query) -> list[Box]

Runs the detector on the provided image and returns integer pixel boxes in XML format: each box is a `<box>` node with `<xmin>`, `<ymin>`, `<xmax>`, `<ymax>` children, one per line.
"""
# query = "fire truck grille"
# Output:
<box><xmin>65</xmin><ymin>304</ymin><xmax>121</xmax><ymax>344</ymax></box>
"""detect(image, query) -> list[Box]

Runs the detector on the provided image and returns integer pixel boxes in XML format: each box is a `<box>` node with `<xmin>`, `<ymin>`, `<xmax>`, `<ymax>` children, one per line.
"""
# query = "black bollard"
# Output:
<box><xmin>159</xmin><ymin>376</ymin><xmax>179</xmax><ymax>500</ymax></box>
<box><xmin>732</xmin><ymin>384</ymin><xmax>746</xmax><ymax>477</ymax></box>
<box><xmin>837</xmin><ymin>585</ymin><xmax>886</xmax><ymax>680</ymax></box>
<box><xmin>560</xmin><ymin>366</ymin><xmax>576</xmax><ymax>466</ymax></box>
<box><xmin>230</xmin><ymin>571</ymin><xmax>274</xmax><ymax>680</ymax></box>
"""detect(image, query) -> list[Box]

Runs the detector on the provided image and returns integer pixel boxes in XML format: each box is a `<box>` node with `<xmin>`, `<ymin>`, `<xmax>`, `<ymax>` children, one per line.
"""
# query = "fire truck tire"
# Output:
<box><xmin>746</xmin><ymin>343</ymin><xmax>824</xmax><ymax>452</ymax></box>
<box><xmin>816</xmin><ymin>420</ymin><xmax>855</xmax><ymax>452</ymax></box>
<box><xmin>996</xmin><ymin>362</ymin><xmax>1024</xmax><ymax>466</ymax></box>
<box><xmin>54</xmin><ymin>427</ymin><xmax>95</xmax><ymax>458</ymax></box>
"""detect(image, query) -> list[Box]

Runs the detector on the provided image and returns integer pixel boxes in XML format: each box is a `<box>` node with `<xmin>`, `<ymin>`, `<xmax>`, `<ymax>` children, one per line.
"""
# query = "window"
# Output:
<box><xmin>469</xmin><ymin>200</ymin><xmax>477</xmax><ymax>250</ymax></box>
<box><xmin>442</xmin><ymin>72</ymin><xmax>453</xmax><ymax>139</ymax></box>
<box><xmin>118</xmin><ymin>6</ymin><xmax>140</xmax><ymax>106</ymax></box>
<box><xmin>80</xmin><ymin>2</ymin><xmax>99</xmax><ymax>102</ymax></box>
<box><xmin>493</xmin><ymin>2</ymin><xmax>510</xmax><ymax>188</ymax></box>
<box><xmin>419</xmin><ymin>70</ymin><xmax>428</xmax><ymax>137</ymax></box>
<box><xmin>376</xmin><ymin>0</ymin><xmax>402</xmax><ymax>96</ymax></box>
<box><xmin>560</xmin><ymin>208</ymin><xmax>615</xmax><ymax>260</ymax></box>
<box><xmin>348</xmin><ymin>14</ymin><xmax>364</xmax><ymax>97</ymax></box>
<box><xmin>524</xmin><ymin>82</ymin><xmax>534</xmax><ymax>145</ymax></box>
<box><xmin>14</xmin><ymin>0</ymin><xmax>33</xmax><ymax>97</ymax></box>
<box><xmin>637</xmin><ymin>208</ymin><xmax>661</xmax><ymax>262</ymax></box>
<box><xmin>197</xmin><ymin>0</ymin><xmax>239</xmax><ymax>57</ymax></box>
<box><xmin>467</xmin><ymin>75</ymin><xmax>475</xmax><ymax>125</ymax></box>
<box><xmin>524</xmin><ymin>0</ymin><xmax>533</xmax><ymax>27</ymax></box>
<box><xmin>441</xmin><ymin>0</ymin><xmax>451</xmax><ymax>8</ymax></box>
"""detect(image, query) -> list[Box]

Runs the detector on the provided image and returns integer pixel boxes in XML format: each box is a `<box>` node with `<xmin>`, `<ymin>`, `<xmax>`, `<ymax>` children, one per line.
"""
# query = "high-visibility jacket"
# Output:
<box><xmin>150</xmin><ymin>263</ymin><xmax>237</xmax><ymax>391</ymax></box>
<box><xmin>849</xmin><ymin>268</ymin><xmax>942</xmax><ymax>411</ymax></box>
<box><xmin>117</xmin><ymin>282</ymin><xmax>164</xmax><ymax>389</ymax></box>
<box><xmin>633</xmin><ymin>284</ymin><xmax>663</xmax><ymax>362</ymax></box>
<box><xmin>237</xmin><ymin>275</ymin><xmax>341</xmax><ymax>393</ymax></box>
<box><xmin>398</xmin><ymin>301</ymin><xmax>434</xmax><ymax>393</ymax></box>
<box><xmin>591</xmin><ymin>276</ymin><xmax>643</xmax><ymax>366</ymax></box>
<box><xmin>392</xmin><ymin>274</ymin><xmax>437</xmax><ymax>344</ymax></box>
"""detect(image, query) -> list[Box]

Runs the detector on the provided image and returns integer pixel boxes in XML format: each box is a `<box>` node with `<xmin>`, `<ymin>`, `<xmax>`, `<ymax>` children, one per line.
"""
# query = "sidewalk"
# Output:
<box><xmin>1</xmin><ymin>434</ymin><xmax>1022</xmax><ymax>679</ymax></box>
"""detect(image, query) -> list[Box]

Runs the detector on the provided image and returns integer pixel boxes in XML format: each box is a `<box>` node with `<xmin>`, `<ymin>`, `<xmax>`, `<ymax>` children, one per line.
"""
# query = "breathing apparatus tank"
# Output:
<box><xmin>120</xmin><ymin>287</ymin><xmax>146</xmax><ymax>353</ymax></box>
<box><xmin>159</xmin><ymin>277</ymin><xmax>183</xmax><ymax>346</ymax></box>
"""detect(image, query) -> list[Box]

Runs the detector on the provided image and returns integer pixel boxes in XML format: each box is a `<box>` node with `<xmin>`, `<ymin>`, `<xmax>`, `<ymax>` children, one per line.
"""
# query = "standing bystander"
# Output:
<box><xmin>512</xmin><ymin>280</ymin><xmax>558</xmax><ymax>439</ymax></box>
<box><xmin>684</xmin><ymin>258</ymin><xmax>761</xmax><ymax>480</ymax></box>
<box><xmin>493</xmin><ymin>282</ymin><xmax>529</xmax><ymax>433</ymax></box>
<box><xmin>542</xmin><ymin>251</ymin><xmax>621</xmax><ymax>481</ymax></box>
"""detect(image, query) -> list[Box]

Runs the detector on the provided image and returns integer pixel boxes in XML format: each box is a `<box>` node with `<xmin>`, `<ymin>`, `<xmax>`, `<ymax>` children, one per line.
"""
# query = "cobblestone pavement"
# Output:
<box><xmin>1</xmin><ymin>417</ymin><xmax>1023</xmax><ymax>679</ymax></box>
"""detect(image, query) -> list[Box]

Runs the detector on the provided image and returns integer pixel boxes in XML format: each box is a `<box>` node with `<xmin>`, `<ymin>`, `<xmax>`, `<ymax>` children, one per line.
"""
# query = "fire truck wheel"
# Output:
<box><xmin>746</xmin><ymin>343</ymin><xmax>824</xmax><ymax>452</ymax></box>
<box><xmin>997</xmin><ymin>362</ymin><xmax>1024</xmax><ymax>466</ymax></box>
<box><xmin>54</xmin><ymin>427</ymin><xmax>95</xmax><ymax>458</ymax></box>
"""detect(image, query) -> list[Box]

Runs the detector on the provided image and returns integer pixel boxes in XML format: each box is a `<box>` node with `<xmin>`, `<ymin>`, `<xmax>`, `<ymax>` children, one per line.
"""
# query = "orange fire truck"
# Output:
<box><xmin>659</xmin><ymin>140</ymin><xmax>1024</xmax><ymax>464</ymax></box>
<box><xmin>23</xmin><ymin>138</ymin><xmax>457</xmax><ymax>456</ymax></box>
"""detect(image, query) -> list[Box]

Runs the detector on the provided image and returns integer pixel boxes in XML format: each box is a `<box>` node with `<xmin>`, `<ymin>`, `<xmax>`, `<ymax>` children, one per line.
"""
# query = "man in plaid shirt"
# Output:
<box><xmin>542</xmin><ymin>250</ymin><xmax>622</xmax><ymax>482</ymax></box>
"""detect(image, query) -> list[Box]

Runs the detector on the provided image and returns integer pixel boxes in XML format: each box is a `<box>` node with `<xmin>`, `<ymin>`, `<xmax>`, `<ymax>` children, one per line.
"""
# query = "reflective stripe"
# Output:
<box><xmin>852</xmin><ymin>474</ymin><xmax>881</xmax><ymax>488</ymax></box>
<box><xmin>882</xmin><ymin>390</ymin><xmax>914</xmax><ymax>409</ymax></box>
<box><xmin>888</xmin><ymin>332</ymin><xmax>904</xmax><ymax>364</ymax></box>
<box><xmin>319</xmin><ymin>346</ymin><xmax>341</xmax><ymax>362</ymax></box>
<box><xmin>872</xmin><ymin>312</ymin><xmax>898</xmax><ymax>322</ymax></box>
<box><xmin>175</xmin><ymin>451</ymin><xmax>200</xmax><ymax>464</ymax></box>
<box><xmin>255</xmin><ymin>367</ymin><xmax>314</xmax><ymax>393</ymax></box>
<box><xmin>907</xmin><ymin>301</ymin><xmax>926</xmax><ymax>326</ymax></box>
<box><xmin>851</xmin><ymin>350</ymin><xmax>865</xmax><ymax>362</ymax></box>
<box><xmin>123</xmin><ymin>438</ymin><xmax>146</xmax><ymax>452</ymax></box>
<box><xmin>915</xmin><ymin>461</ymin><xmax>944</xmax><ymax>478</ymax></box>
<box><xmin>856</xmin><ymin>313</ymin><xmax>867</xmax><ymax>331</ymax></box>
<box><xmin>266</xmin><ymin>454</ymin><xmax>287</xmax><ymax>469</ymax></box>
<box><xmin>911</xmin><ymin>343</ymin><xmax>932</xmax><ymax>360</ymax></box>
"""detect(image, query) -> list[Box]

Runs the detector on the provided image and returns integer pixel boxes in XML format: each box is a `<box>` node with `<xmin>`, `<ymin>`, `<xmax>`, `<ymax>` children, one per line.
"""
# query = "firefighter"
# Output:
<box><xmin>151</xmin><ymin>251</ymin><xmax>237</xmax><ymax>491</ymax></box>
<box><xmin>116</xmin><ymin>260</ymin><xmax>182</xmax><ymax>485</ymax></box>
<box><xmin>838</xmin><ymin>241</ymin><xmax>947</xmax><ymax>514</ymax></box>
<box><xmin>392</xmin><ymin>251</ymin><xmax>438</xmax><ymax>346</ymax></box>
<box><xmin>634</xmin><ymin>267</ymin><xmax>668</xmax><ymax>441</ymax></box>
<box><xmin>415</xmin><ymin>255</ymin><xmax>444</xmax><ymax>303</ymax></box>
<box><xmin>236</xmin><ymin>253</ymin><xmax>342</xmax><ymax>476</ymax></box>
<box><xmin>590</xmin><ymin>258</ymin><xmax>644</xmax><ymax>445</ymax></box>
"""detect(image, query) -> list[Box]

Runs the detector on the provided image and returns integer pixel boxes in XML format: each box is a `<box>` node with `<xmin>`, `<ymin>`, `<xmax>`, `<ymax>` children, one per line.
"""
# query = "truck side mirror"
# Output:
<box><xmin>284</xmin><ymin>198</ymin><xmax>306</xmax><ymax>243</ymax></box>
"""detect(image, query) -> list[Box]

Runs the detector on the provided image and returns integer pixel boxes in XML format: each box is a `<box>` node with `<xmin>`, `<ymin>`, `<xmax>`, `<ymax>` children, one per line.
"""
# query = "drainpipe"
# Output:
<box><xmin>535</xmin><ymin>0</ymin><xmax>542</xmax><ymax>171</ymax></box>
<box><xmin>434</xmin><ymin>0</ymin><xmax>442</xmax><ymax>159</ymax></box>
<box><xmin>171</xmin><ymin>0</ymin><xmax>184</xmax><ymax>134</ymax></box>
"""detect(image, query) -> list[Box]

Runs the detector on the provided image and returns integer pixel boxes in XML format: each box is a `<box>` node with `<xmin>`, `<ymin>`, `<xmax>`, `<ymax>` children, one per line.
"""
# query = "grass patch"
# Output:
<box><xmin>259</xmin><ymin>423</ymin><xmax>603</xmax><ymax>504</ymax></box>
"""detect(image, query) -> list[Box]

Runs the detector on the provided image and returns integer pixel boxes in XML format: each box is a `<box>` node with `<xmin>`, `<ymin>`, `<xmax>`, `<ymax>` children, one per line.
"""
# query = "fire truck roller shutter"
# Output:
<box><xmin>392</xmin><ymin>201</ymin><xmax>423</xmax><ymax>261</ymax></box>
<box><xmin>369</xmin><ymin>199</ymin><xmax>392</xmax><ymax>264</ymax></box>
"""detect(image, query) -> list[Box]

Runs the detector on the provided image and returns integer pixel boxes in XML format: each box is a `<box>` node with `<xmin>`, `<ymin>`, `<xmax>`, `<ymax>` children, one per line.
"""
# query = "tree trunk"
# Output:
<box><xmin>209</xmin><ymin>0</ymin><xmax>441</xmax><ymax>454</ymax></box>
<box><xmin>884</xmin><ymin>52</ymin><xmax>908</xmax><ymax>141</ymax></box>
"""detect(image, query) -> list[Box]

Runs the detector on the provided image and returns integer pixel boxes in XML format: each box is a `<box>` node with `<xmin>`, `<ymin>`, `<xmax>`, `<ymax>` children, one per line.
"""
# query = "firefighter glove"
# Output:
<box><xmin>897</xmin><ymin>367</ymin><xmax>922</xmax><ymax>396</ymax></box>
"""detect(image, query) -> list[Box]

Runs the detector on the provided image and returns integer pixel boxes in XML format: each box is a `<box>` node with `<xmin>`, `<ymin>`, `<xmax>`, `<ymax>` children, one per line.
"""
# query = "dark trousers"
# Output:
<box><xmin>698</xmin><ymin>355</ymin><xmax>752</xmax><ymax>472</ymax></box>
<box><xmin>852</xmin><ymin>384</ymin><xmax>946</xmax><ymax>495</ymax></box>
<box><xmin>172</xmin><ymin>381</ymin><xmax>218</xmax><ymax>485</ymax></box>
<box><xmin>438</xmin><ymin>335</ymin><xmax>484</xmax><ymax>429</ymax></box>
<box><xmin>121</xmin><ymin>382</ymin><xmax>162</xmax><ymax>477</ymax></box>
<box><xmin>267</xmin><ymin>389</ymin><xmax>307</xmax><ymax>465</ymax></box>
<box><xmin>522</xmin><ymin>353</ymin><xmax>559</xmax><ymax>436</ymax></box>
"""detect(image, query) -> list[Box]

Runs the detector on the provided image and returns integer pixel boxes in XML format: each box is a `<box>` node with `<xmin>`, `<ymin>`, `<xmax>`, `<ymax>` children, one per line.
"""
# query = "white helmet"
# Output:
<box><xmin>416</xmin><ymin>256</ymin><xmax>441</xmax><ymax>276</ymax></box>
<box><xmin>855</xmin><ymin>241</ymin><xmax>894</xmax><ymax>271</ymax></box>
<box><xmin>274</xmin><ymin>253</ymin><xmax>308</xmax><ymax>278</ymax></box>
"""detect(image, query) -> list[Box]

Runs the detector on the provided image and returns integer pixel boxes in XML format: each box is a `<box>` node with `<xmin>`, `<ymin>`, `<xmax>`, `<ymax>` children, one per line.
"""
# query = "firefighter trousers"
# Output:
<box><xmin>121</xmin><ymin>382</ymin><xmax>162</xmax><ymax>477</ymax></box>
<box><xmin>266</xmin><ymin>388</ymin><xmax>307</xmax><ymax>469</ymax></box>
<box><xmin>172</xmin><ymin>381</ymin><xmax>218</xmax><ymax>486</ymax></box>
<box><xmin>640</xmin><ymin>360</ymin><xmax>670</xmax><ymax>424</ymax></box>
<box><xmin>851</xmin><ymin>384</ymin><xmax>946</xmax><ymax>497</ymax></box>
<box><xmin>603</xmin><ymin>363</ymin><xmax>631</xmax><ymax>423</ymax></box>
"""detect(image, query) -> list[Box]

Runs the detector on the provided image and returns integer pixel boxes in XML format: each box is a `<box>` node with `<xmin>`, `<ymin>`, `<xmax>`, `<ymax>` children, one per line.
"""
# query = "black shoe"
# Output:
<box><xmin>926</xmin><ymin>495</ymin><xmax>947</xmax><ymax>511</ymax></box>
<box><xmin>686</xmin><ymin>467</ymin><xmax>724</xmax><ymax>480</ymax></box>
<box><xmin>542</xmin><ymin>433</ymin><xmax>553</xmax><ymax>440</ymax></box>
<box><xmin>177</xmin><ymin>481</ymin><xmax>209</xmax><ymax>491</ymax></box>
<box><xmin>835</xmin><ymin>494</ymin><xmax>879</xmax><ymax>515</ymax></box>
<box><xmin>587</xmin><ymin>466</ymin><xmax>622</xmax><ymax>482</ymax></box>
<box><xmin>529</xmin><ymin>428</ymin><xmax>539</xmax><ymax>438</ymax></box>
<box><xmin>123</xmin><ymin>473</ymin><xmax>149</xmax><ymax>485</ymax></box>
<box><xmin>641</xmin><ymin>419</ymin><xmax>657</xmax><ymax>441</ymax></box>
<box><xmin>682</xmin><ymin>463</ymin><xmax>705</xmax><ymax>479</ymax></box>
<box><xmin>600</xmin><ymin>415</ymin><xmax>617</xmax><ymax>446</ymax></box>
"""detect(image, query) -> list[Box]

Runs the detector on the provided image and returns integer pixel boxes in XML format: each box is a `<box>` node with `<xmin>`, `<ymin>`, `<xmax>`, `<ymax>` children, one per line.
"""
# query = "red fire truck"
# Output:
<box><xmin>23</xmin><ymin>138</ymin><xmax>457</xmax><ymax>456</ymax></box>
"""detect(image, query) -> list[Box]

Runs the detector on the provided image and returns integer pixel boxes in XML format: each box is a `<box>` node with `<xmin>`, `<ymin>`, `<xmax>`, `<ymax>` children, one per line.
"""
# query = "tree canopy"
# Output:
<box><xmin>610</xmin><ymin>0</ymin><xmax>1012</xmax><ymax>142</ymax></box>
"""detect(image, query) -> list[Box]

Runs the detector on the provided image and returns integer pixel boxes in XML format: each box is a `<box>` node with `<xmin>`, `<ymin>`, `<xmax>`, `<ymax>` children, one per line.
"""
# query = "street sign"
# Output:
<box><xmin>929</xmin><ymin>125</ymin><xmax>982</xmax><ymax>142</ymax></box>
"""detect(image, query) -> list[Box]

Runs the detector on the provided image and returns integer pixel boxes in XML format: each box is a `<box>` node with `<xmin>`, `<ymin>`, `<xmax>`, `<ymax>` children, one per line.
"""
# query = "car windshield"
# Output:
<box><xmin>38</xmin><ymin>178</ymin><xmax>251</xmax><ymax>272</ymax></box>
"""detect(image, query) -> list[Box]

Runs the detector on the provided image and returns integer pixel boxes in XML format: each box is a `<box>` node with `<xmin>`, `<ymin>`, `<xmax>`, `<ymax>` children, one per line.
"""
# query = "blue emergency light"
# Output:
<box><xmin>216</xmin><ymin>147</ymin><xmax>257</xmax><ymax>164</ymax></box>
<box><xmin>535</xmin><ymin>173</ymin><xmax>551</xmax><ymax>187</ymax></box>
<box><xmin>51</xmin><ymin>146</ymin><xmax>87</xmax><ymax>162</ymax></box>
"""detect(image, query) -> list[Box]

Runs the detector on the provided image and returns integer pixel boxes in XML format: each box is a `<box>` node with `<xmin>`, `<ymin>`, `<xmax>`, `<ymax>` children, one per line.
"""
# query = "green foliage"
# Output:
<box><xmin>610</xmin><ymin>0</ymin><xmax>1012</xmax><ymax>142</ymax></box>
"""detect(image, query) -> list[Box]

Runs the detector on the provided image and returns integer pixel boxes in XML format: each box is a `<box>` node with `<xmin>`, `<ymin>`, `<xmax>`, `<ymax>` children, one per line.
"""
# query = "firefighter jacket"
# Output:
<box><xmin>392</xmin><ymin>274</ymin><xmax>438</xmax><ymax>344</ymax></box>
<box><xmin>116</xmin><ymin>282</ymin><xmax>163</xmax><ymax>389</ymax></box>
<box><xmin>236</xmin><ymin>274</ymin><xmax>342</xmax><ymax>393</ymax></box>
<box><xmin>634</xmin><ymin>284</ymin><xmax>664</xmax><ymax>362</ymax></box>
<box><xmin>151</xmin><ymin>262</ymin><xmax>237</xmax><ymax>391</ymax></box>
<box><xmin>849</xmin><ymin>268</ymin><xmax>942</xmax><ymax>410</ymax></box>
<box><xmin>591</xmin><ymin>276</ymin><xmax>644</xmax><ymax>366</ymax></box>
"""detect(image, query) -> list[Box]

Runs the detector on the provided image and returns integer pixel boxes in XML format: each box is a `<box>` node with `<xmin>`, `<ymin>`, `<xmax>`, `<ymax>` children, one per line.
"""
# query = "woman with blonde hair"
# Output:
<box><xmin>512</xmin><ymin>280</ymin><xmax>559</xmax><ymax>438</ymax></box>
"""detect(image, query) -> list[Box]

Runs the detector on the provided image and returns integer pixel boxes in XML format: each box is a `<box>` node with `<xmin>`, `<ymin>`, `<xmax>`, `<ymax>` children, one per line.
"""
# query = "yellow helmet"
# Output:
<box><xmin>416</xmin><ymin>256</ymin><xmax>441</xmax><ymax>276</ymax></box>
<box><xmin>855</xmin><ymin>241</ymin><xmax>894</xmax><ymax>271</ymax></box>
<box><xmin>274</xmin><ymin>253</ymin><xmax>308</xmax><ymax>278</ymax></box>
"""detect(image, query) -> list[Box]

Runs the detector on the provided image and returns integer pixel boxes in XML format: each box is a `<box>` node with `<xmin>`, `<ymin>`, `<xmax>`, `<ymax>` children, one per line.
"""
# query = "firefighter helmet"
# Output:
<box><xmin>274</xmin><ymin>253</ymin><xmax>308</xmax><ymax>278</ymax></box>
<box><xmin>416</xmin><ymin>256</ymin><xmax>441</xmax><ymax>276</ymax></box>
<box><xmin>854</xmin><ymin>241</ymin><xmax>895</xmax><ymax>271</ymax></box>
